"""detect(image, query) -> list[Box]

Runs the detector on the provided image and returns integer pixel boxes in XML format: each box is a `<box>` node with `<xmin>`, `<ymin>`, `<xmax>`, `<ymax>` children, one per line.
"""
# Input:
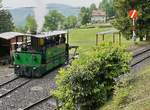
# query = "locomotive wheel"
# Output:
<box><xmin>32</xmin><ymin>67</ymin><xmax>43</xmax><ymax>78</ymax></box>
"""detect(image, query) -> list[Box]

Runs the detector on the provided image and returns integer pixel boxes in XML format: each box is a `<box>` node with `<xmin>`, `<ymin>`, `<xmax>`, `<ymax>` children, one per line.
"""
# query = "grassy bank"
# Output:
<box><xmin>101</xmin><ymin>66</ymin><xmax>150</xmax><ymax>110</ymax></box>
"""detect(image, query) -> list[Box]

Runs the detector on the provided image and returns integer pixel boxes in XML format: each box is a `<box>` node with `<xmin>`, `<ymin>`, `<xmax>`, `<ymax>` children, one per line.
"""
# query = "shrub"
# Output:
<box><xmin>53</xmin><ymin>43</ymin><xmax>131</xmax><ymax>110</ymax></box>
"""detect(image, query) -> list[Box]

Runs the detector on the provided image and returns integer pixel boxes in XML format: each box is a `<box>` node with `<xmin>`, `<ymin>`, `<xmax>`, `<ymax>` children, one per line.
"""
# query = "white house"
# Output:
<box><xmin>91</xmin><ymin>10</ymin><xmax>106</xmax><ymax>23</ymax></box>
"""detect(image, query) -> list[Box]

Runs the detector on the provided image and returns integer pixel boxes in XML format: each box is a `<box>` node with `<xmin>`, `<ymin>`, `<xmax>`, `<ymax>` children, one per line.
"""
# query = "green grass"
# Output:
<box><xmin>69</xmin><ymin>27</ymin><xmax>110</xmax><ymax>54</ymax></box>
<box><xmin>69</xmin><ymin>27</ymin><xmax>109</xmax><ymax>50</ymax></box>
<box><xmin>69</xmin><ymin>27</ymin><xmax>149</xmax><ymax>54</ymax></box>
<box><xmin>101</xmin><ymin>66</ymin><xmax>150</xmax><ymax>110</ymax></box>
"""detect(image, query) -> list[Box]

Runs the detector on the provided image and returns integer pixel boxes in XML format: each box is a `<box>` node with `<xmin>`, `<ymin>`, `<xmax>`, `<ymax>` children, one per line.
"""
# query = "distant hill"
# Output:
<box><xmin>46</xmin><ymin>3</ymin><xmax>80</xmax><ymax>16</ymax></box>
<box><xmin>9</xmin><ymin>7</ymin><xmax>34</xmax><ymax>27</ymax></box>
<box><xmin>8</xmin><ymin>4</ymin><xmax>80</xmax><ymax>27</ymax></box>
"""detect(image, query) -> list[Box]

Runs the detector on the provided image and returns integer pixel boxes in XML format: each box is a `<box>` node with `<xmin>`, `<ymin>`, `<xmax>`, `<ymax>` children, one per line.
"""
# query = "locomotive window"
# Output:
<box><xmin>45</xmin><ymin>35</ymin><xmax>61</xmax><ymax>47</ymax></box>
<box><xmin>55</xmin><ymin>35</ymin><xmax>60</xmax><ymax>45</ymax></box>
<box><xmin>45</xmin><ymin>37</ymin><xmax>55</xmax><ymax>47</ymax></box>
<box><xmin>31</xmin><ymin>37</ymin><xmax>37</xmax><ymax>49</ymax></box>
<box><xmin>60</xmin><ymin>34</ymin><xmax>66</xmax><ymax>44</ymax></box>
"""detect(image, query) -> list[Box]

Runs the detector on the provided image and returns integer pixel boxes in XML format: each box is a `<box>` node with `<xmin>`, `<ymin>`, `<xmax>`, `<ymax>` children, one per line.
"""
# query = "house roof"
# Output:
<box><xmin>0</xmin><ymin>32</ymin><xmax>25</xmax><ymax>40</ymax></box>
<box><xmin>92</xmin><ymin>10</ymin><xmax>106</xmax><ymax>17</ymax></box>
<box><xmin>97</xmin><ymin>29</ymin><xmax>120</xmax><ymax>35</ymax></box>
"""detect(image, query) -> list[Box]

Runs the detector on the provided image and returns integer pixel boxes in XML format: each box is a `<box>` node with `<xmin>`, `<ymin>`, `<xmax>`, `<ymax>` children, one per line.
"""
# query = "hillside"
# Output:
<box><xmin>101</xmin><ymin>66</ymin><xmax>150</xmax><ymax>110</ymax></box>
<box><xmin>9</xmin><ymin>7</ymin><xmax>34</xmax><ymax>26</ymax></box>
<box><xmin>46</xmin><ymin>3</ymin><xmax>80</xmax><ymax>16</ymax></box>
<box><xmin>8</xmin><ymin>3</ymin><xmax>80</xmax><ymax>26</ymax></box>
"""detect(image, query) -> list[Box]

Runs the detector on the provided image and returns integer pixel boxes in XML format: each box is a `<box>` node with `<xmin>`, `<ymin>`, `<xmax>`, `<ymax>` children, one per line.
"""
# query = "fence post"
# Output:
<box><xmin>113</xmin><ymin>33</ymin><xmax>115</xmax><ymax>43</ymax></box>
<box><xmin>96</xmin><ymin>34</ymin><xmax>98</xmax><ymax>46</ymax></box>
<box><xmin>119</xmin><ymin>32</ymin><xmax>121</xmax><ymax>45</ymax></box>
<box><xmin>102</xmin><ymin>34</ymin><xmax>105</xmax><ymax>41</ymax></box>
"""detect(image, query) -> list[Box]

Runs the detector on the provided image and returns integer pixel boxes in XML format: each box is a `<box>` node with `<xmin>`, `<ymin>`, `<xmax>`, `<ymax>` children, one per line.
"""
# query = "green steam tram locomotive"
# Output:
<box><xmin>13</xmin><ymin>31</ymin><xmax>69</xmax><ymax>77</ymax></box>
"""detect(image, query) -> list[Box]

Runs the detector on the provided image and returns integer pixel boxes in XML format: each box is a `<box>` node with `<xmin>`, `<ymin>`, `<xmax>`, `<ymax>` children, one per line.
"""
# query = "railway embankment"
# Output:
<box><xmin>101</xmin><ymin>65</ymin><xmax>150</xmax><ymax>110</ymax></box>
<box><xmin>100</xmin><ymin>45</ymin><xmax>150</xmax><ymax>110</ymax></box>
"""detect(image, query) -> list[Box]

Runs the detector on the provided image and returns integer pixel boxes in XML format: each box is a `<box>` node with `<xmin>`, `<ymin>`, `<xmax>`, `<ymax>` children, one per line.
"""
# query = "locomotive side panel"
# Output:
<box><xmin>13</xmin><ymin>52</ymin><xmax>42</xmax><ymax>66</ymax></box>
<box><xmin>46</xmin><ymin>44</ymin><xmax>66</xmax><ymax>71</ymax></box>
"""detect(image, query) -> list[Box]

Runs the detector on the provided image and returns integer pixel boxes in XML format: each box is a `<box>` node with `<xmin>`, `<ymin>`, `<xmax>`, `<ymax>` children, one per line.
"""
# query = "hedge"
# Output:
<box><xmin>53</xmin><ymin>43</ymin><xmax>131</xmax><ymax>110</ymax></box>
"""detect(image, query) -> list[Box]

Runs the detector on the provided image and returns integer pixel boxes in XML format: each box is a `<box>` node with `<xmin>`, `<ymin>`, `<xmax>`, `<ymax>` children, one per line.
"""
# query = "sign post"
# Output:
<box><xmin>128</xmin><ymin>9</ymin><xmax>138</xmax><ymax>41</ymax></box>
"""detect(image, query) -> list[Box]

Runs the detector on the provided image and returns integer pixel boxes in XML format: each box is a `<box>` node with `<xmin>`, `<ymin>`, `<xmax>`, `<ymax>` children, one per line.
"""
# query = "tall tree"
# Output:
<box><xmin>43</xmin><ymin>10</ymin><xmax>65</xmax><ymax>31</ymax></box>
<box><xmin>113</xmin><ymin>0</ymin><xmax>150</xmax><ymax>40</ymax></box>
<box><xmin>64</xmin><ymin>16</ymin><xmax>77</xmax><ymax>29</ymax></box>
<box><xmin>0</xmin><ymin>0</ymin><xmax>14</xmax><ymax>33</ymax></box>
<box><xmin>25</xmin><ymin>15</ymin><xmax>37</xmax><ymax>34</ymax></box>
<box><xmin>99</xmin><ymin>0</ymin><xmax>115</xmax><ymax>18</ymax></box>
<box><xmin>79</xmin><ymin>7</ymin><xmax>91</xmax><ymax>25</ymax></box>
<box><xmin>90</xmin><ymin>3</ymin><xmax>97</xmax><ymax>12</ymax></box>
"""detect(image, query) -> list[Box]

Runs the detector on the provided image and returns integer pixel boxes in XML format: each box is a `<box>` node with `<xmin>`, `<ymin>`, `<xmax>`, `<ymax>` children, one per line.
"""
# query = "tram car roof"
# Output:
<box><xmin>0</xmin><ymin>32</ymin><xmax>25</xmax><ymax>40</ymax></box>
<box><xmin>96</xmin><ymin>29</ymin><xmax>120</xmax><ymax>35</ymax></box>
<box><xmin>0</xmin><ymin>31</ymin><xmax>68</xmax><ymax>40</ymax></box>
<box><xmin>32</xmin><ymin>30</ymin><xmax>68</xmax><ymax>38</ymax></box>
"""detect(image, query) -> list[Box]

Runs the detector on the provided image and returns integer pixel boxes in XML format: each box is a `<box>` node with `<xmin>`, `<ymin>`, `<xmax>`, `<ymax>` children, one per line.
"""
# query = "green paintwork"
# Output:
<box><xmin>46</xmin><ymin>44</ymin><xmax>66</xmax><ymax>60</ymax></box>
<box><xmin>13</xmin><ymin>52</ymin><xmax>42</xmax><ymax>66</ymax></box>
<box><xmin>46</xmin><ymin>44</ymin><xmax>66</xmax><ymax>70</ymax></box>
<box><xmin>14</xmin><ymin>44</ymin><xmax>67</xmax><ymax>77</ymax></box>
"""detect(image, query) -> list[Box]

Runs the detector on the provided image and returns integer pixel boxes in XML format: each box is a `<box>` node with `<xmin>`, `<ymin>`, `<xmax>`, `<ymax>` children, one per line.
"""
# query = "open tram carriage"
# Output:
<box><xmin>13</xmin><ymin>31</ymin><xmax>69</xmax><ymax>77</ymax></box>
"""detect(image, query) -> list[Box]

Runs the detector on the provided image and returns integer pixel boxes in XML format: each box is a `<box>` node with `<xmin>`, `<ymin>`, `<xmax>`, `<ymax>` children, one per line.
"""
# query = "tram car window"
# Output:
<box><xmin>55</xmin><ymin>35</ymin><xmax>60</xmax><ymax>45</ymax></box>
<box><xmin>13</xmin><ymin>31</ymin><xmax>69</xmax><ymax>78</ymax></box>
<box><xmin>60</xmin><ymin>34</ymin><xmax>66</xmax><ymax>44</ymax></box>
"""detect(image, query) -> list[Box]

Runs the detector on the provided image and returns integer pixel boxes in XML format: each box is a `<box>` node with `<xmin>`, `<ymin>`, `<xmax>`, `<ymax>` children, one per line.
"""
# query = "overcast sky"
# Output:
<box><xmin>2</xmin><ymin>0</ymin><xmax>101</xmax><ymax>8</ymax></box>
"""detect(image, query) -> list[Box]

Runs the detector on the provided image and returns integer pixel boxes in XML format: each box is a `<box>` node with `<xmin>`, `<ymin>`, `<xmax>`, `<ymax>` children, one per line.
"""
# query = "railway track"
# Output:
<box><xmin>0</xmin><ymin>66</ymin><xmax>65</xmax><ymax>110</ymax></box>
<box><xmin>0</xmin><ymin>77</ymin><xmax>31</xmax><ymax>99</ymax></box>
<box><xmin>131</xmin><ymin>46</ymin><xmax>150</xmax><ymax>67</ymax></box>
<box><xmin>0</xmin><ymin>76</ymin><xmax>19</xmax><ymax>87</ymax></box>
<box><xmin>22</xmin><ymin>95</ymin><xmax>53</xmax><ymax>110</ymax></box>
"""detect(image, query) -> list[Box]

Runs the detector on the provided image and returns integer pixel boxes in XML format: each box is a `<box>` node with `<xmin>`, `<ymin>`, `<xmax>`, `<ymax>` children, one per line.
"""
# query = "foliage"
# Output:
<box><xmin>112</xmin><ymin>0</ymin><xmax>150</xmax><ymax>40</ymax></box>
<box><xmin>25</xmin><ymin>15</ymin><xmax>37</xmax><ymax>33</ymax></box>
<box><xmin>101</xmin><ymin>65</ymin><xmax>150</xmax><ymax>110</ymax></box>
<box><xmin>14</xmin><ymin>26</ymin><xmax>26</xmax><ymax>33</ymax></box>
<box><xmin>79</xmin><ymin>7</ymin><xmax>91</xmax><ymax>25</ymax></box>
<box><xmin>79</xmin><ymin>3</ymin><xmax>97</xmax><ymax>25</ymax></box>
<box><xmin>0</xmin><ymin>1</ymin><xmax>14</xmax><ymax>33</ymax></box>
<box><xmin>53</xmin><ymin>43</ymin><xmax>131</xmax><ymax>110</ymax></box>
<box><xmin>99</xmin><ymin>0</ymin><xmax>116</xmax><ymax>18</ymax></box>
<box><xmin>43</xmin><ymin>10</ymin><xmax>65</xmax><ymax>31</ymax></box>
<box><xmin>90</xmin><ymin>3</ymin><xmax>97</xmax><ymax>12</ymax></box>
<box><xmin>64</xmin><ymin>16</ymin><xmax>77</xmax><ymax>29</ymax></box>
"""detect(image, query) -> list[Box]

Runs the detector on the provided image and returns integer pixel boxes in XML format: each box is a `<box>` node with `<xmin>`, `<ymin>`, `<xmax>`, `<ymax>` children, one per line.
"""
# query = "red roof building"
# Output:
<box><xmin>91</xmin><ymin>10</ymin><xmax>106</xmax><ymax>23</ymax></box>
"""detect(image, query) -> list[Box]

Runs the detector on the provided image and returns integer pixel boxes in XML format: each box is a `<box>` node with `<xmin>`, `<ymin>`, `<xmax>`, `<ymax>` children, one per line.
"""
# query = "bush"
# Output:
<box><xmin>53</xmin><ymin>43</ymin><xmax>131</xmax><ymax>110</ymax></box>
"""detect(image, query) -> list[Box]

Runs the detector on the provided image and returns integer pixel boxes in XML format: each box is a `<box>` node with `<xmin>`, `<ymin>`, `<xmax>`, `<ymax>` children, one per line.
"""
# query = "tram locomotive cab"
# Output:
<box><xmin>13</xmin><ymin>31</ymin><xmax>69</xmax><ymax>77</ymax></box>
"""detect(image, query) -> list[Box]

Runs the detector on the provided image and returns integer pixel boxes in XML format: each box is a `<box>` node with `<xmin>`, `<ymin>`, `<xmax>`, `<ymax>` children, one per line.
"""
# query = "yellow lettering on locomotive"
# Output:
<box><xmin>39</xmin><ymin>38</ymin><xmax>44</xmax><ymax>46</ymax></box>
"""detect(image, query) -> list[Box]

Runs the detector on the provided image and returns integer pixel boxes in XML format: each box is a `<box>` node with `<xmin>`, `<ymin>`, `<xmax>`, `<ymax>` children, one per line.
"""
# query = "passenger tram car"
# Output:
<box><xmin>13</xmin><ymin>31</ymin><xmax>69</xmax><ymax>77</ymax></box>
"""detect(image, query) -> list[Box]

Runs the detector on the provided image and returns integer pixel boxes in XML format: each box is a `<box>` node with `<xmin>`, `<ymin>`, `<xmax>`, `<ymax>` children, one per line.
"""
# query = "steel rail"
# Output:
<box><xmin>131</xmin><ymin>47</ymin><xmax>150</xmax><ymax>67</ymax></box>
<box><xmin>132</xmin><ymin>47</ymin><xmax>150</xmax><ymax>58</ymax></box>
<box><xmin>0</xmin><ymin>76</ymin><xmax>19</xmax><ymax>87</ymax></box>
<box><xmin>0</xmin><ymin>79</ymin><xmax>31</xmax><ymax>98</ymax></box>
<box><xmin>22</xmin><ymin>95</ymin><xmax>53</xmax><ymax>110</ymax></box>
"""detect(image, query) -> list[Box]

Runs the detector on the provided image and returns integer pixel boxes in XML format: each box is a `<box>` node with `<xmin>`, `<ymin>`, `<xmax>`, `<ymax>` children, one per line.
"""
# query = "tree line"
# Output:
<box><xmin>0</xmin><ymin>0</ymin><xmax>115</xmax><ymax>33</ymax></box>
<box><xmin>15</xmin><ymin>11</ymin><xmax>78</xmax><ymax>34</ymax></box>
<box><xmin>79</xmin><ymin>0</ymin><xmax>115</xmax><ymax>25</ymax></box>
